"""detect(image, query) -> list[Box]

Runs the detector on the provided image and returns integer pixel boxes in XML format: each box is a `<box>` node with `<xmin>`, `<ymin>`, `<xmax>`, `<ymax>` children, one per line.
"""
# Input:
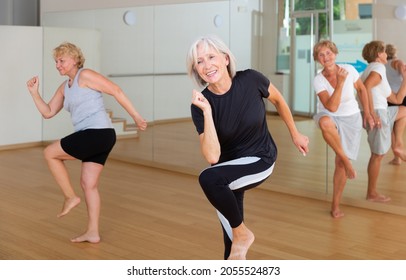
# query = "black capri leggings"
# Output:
<box><xmin>198</xmin><ymin>156</ymin><xmax>275</xmax><ymax>259</ymax></box>
<box><xmin>60</xmin><ymin>128</ymin><xmax>116</xmax><ymax>165</ymax></box>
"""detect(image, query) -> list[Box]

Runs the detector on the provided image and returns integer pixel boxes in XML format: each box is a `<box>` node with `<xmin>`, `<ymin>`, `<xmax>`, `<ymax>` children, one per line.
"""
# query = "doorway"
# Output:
<box><xmin>289</xmin><ymin>1</ymin><xmax>332</xmax><ymax>116</ymax></box>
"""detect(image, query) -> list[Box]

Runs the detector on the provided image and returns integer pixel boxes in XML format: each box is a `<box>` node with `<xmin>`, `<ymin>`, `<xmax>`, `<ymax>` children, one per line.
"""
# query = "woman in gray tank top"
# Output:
<box><xmin>385</xmin><ymin>44</ymin><xmax>406</xmax><ymax>165</ymax></box>
<box><xmin>27</xmin><ymin>42</ymin><xmax>147</xmax><ymax>243</ymax></box>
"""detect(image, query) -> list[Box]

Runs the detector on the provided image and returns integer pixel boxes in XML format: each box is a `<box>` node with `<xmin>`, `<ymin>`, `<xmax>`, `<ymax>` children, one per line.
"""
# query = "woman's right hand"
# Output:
<box><xmin>373</xmin><ymin>114</ymin><xmax>382</xmax><ymax>129</ymax></box>
<box><xmin>192</xmin><ymin>89</ymin><xmax>211</xmax><ymax>112</ymax></box>
<box><xmin>26</xmin><ymin>76</ymin><xmax>39</xmax><ymax>95</ymax></box>
<box><xmin>336</xmin><ymin>67</ymin><xmax>348</xmax><ymax>86</ymax></box>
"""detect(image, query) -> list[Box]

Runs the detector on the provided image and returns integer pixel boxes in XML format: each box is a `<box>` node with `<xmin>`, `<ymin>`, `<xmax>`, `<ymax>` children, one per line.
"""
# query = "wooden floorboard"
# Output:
<box><xmin>2</xmin><ymin>140</ymin><xmax>406</xmax><ymax>260</ymax></box>
<box><xmin>2</xmin><ymin>116</ymin><xmax>406</xmax><ymax>260</ymax></box>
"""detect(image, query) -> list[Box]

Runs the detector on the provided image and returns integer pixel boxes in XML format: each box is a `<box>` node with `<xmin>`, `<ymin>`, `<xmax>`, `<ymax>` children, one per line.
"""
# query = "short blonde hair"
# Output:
<box><xmin>53</xmin><ymin>42</ymin><xmax>85</xmax><ymax>68</ymax></box>
<box><xmin>362</xmin><ymin>40</ymin><xmax>385</xmax><ymax>63</ymax></box>
<box><xmin>313</xmin><ymin>40</ymin><xmax>338</xmax><ymax>61</ymax></box>
<box><xmin>385</xmin><ymin>44</ymin><xmax>397</xmax><ymax>60</ymax></box>
<box><xmin>186</xmin><ymin>35</ymin><xmax>236</xmax><ymax>88</ymax></box>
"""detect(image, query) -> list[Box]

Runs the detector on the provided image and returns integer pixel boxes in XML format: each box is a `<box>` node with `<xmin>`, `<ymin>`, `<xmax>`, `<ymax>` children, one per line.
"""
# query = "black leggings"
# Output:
<box><xmin>198</xmin><ymin>157</ymin><xmax>274</xmax><ymax>259</ymax></box>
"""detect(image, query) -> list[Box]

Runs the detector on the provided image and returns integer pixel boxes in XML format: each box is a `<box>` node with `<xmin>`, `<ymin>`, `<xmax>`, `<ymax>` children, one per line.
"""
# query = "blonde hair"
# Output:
<box><xmin>385</xmin><ymin>44</ymin><xmax>397</xmax><ymax>60</ymax></box>
<box><xmin>362</xmin><ymin>40</ymin><xmax>385</xmax><ymax>63</ymax></box>
<box><xmin>186</xmin><ymin>35</ymin><xmax>236</xmax><ymax>88</ymax></box>
<box><xmin>313</xmin><ymin>40</ymin><xmax>339</xmax><ymax>61</ymax></box>
<box><xmin>53</xmin><ymin>42</ymin><xmax>85</xmax><ymax>68</ymax></box>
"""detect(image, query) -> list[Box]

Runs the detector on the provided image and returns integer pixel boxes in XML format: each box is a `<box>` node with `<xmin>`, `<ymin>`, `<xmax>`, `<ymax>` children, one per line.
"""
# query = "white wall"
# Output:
<box><xmin>41</xmin><ymin>1</ymin><xmax>260</xmax><ymax>123</ymax></box>
<box><xmin>2</xmin><ymin>0</ymin><xmax>403</xmax><ymax>147</ymax></box>
<box><xmin>39</xmin><ymin>0</ymin><xmax>222</xmax><ymax>14</ymax></box>
<box><xmin>0</xmin><ymin>26</ymin><xmax>42</xmax><ymax>146</ymax></box>
<box><xmin>375</xmin><ymin>0</ymin><xmax>406</xmax><ymax>60</ymax></box>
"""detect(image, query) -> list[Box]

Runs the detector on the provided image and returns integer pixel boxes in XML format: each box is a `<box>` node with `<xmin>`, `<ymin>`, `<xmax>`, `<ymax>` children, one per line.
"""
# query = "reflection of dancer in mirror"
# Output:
<box><xmin>361</xmin><ymin>41</ymin><xmax>406</xmax><ymax>203</ymax></box>
<box><xmin>186</xmin><ymin>35</ymin><xmax>309</xmax><ymax>260</ymax></box>
<box><xmin>27</xmin><ymin>42</ymin><xmax>147</xmax><ymax>243</ymax></box>
<box><xmin>385</xmin><ymin>44</ymin><xmax>406</xmax><ymax>165</ymax></box>
<box><xmin>313</xmin><ymin>40</ymin><xmax>374</xmax><ymax>218</ymax></box>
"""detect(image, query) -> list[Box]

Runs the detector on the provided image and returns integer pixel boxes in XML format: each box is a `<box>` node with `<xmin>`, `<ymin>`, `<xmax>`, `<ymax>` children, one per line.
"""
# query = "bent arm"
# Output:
<box><xmin>27</xmin><ymin>76</ymin><xmax>64</xmax><ymax>119</ymax></box>
<box><xmin>387</xmin><ymin>65</ymin><xmax>406</xmax><ymax>104</ymax></box>
<box><xmin>192</xmin><ymin>90</ymin><xmax>220</xmax><ymax>164</ymax></box>
<box><xmin>79</xmin><ymin>69</ymin><xmax>147</xmax><ymax>130</ymax></box>
<box><xmin>354</xmin><ymin>78</ymin><xmax>374</xmax><ymax>128</ymax></box>
<box><xmin>316</xmin><ymin>66</ymin><xmax>347</xmax><ymax>112</ymax></box>
<box><xmin>363</xmin><ymin>71</ymin><xmax>381</xmax><ymax>123</ymax></box>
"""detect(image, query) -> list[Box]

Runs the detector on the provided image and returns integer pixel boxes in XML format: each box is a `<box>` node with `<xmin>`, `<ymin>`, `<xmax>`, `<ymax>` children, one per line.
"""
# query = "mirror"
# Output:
<box><xmin>41</xmin><ymin>0</ymin><xmax>405</xmax><ymax>216</ymax></box>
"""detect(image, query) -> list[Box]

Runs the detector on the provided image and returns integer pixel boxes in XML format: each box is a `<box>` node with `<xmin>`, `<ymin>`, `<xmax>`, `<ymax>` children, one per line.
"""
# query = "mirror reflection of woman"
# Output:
<box><xmin>385</xmin><ymin>44</ymin><xmax>406</xmax><ymax>165</ymax></box>
<box><xmin>27</xmin><ymin>42</ymin><xmax>147</xmax><ymax>243</ymax></box>
<box><xmin>361</xmin><ymin>40</ymin><xmax>406</xmax><ymax>203</ymax></box>
<box><xmin>187</xmin><ymin>35</ymin><xmax>309</xmax><ymax>260</ymax></box>
<box><xmin>313</xmin><ymin>40</ymin><xmax>374</xmax><ymax>218</ymax></box>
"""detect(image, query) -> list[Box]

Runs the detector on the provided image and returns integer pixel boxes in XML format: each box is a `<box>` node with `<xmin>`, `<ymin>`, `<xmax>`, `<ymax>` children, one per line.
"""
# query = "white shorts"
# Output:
<box><xmin>314</xmin><ymin>112</ymin><xmax>362</xmax><ymax>160</ymax></box>
<box><xmin>364</xmin><ymin>107</ymin><xmax>398</xmax><ymax>155</ymax></box>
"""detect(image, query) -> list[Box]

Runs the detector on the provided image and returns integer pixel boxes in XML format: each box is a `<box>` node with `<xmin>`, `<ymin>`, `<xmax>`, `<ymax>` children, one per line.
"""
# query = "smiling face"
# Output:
<box><xmin>316</xmin><ymin>46</ymin><xmax>336</xmax><ymax>67</ymax></box>
<box><xmin>54</xmin><ymin>54</ymin><xmax>77</xmax><ymax>77</ymax></box>
<box><xmin>194</xmin><ymin>43</ymin><xmax>230</xmax><ymax>86</ymax></box>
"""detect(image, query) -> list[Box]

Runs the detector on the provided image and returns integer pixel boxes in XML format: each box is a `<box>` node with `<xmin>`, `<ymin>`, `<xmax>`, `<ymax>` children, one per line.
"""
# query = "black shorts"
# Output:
<box><xmin>60</xmin><ymin>128</ymin><xmax>116</xmax><ymax>165</ymax></box>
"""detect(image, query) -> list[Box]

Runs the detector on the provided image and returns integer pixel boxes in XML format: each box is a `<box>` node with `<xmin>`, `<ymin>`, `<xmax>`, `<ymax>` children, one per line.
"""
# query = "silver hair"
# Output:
<box><xmin>186</xmin><ymin>34</ymin><xmax>236</xmax><ymax>88</ymax></box>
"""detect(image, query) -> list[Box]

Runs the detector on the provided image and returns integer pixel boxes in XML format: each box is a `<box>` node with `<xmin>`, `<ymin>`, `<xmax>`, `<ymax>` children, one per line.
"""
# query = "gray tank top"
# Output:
<box><xmin>385</xmin><ymin>59</ymin><xmax>403</xmax><ymax>93</ymax></box>
<box><xmin>63</xmin><ymin>68</ymin><xmax>113</xmax><ymax>131</ymax></box>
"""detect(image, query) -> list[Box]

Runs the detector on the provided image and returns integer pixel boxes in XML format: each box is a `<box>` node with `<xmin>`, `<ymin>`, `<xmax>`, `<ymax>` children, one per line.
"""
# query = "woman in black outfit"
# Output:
<box><xmin>186</xmin><ymin>35</ymin><xmax>309</xmax><ymax>260</ymax></box>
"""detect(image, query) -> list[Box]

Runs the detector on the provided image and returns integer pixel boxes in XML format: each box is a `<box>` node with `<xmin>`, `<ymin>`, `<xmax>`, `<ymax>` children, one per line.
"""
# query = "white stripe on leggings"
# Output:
<box><xmin>213</xmin><ymin>157</ymin><xmax>275</xmax><ymax>240</ymax></box>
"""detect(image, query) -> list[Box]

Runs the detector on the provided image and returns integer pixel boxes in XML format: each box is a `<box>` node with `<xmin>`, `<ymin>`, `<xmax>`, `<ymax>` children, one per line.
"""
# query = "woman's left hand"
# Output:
<box><xmin>293</xmin><ymin>133</ymin><xmax>310</xmax><ymax>156</ymax></box>
<box><xmin>134</xmin><ymin>114</ymin><xmax>147</xmax><ymax>131</ymax></box>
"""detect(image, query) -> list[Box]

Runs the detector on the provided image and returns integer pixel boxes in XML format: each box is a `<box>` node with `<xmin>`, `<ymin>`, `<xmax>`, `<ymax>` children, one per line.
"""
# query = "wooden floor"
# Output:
<box><xmin>111</xmin><ymin>116</ymin><xmax>406</xmax><ymax>215</ymax></box>
<box><xmin>2</xmin><ymin>117</ymin><xmax>406</xmax><ymax>260</ymax></box>
<box><xmin>1</xmin><ymin>153</ymin><xmax>406</xmax><ymax>260</ymax></box>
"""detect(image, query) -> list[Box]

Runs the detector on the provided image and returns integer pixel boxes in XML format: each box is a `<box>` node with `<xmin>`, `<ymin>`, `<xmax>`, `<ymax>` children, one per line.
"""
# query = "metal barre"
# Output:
<box><xmin>108</xmin><ymin>72</ymin><xmax>187</xmax><ymax>78</ymax></box>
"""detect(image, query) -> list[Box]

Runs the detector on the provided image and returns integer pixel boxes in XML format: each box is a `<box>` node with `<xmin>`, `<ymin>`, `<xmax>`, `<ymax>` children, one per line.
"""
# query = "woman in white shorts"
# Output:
<box><xmin>313</xmin><ymin>40</ymin><xmax>373</xmax><ymax>218</ymax></box>
<box><xmin>361</xmin><ymin>40</ymin><xmax>406</xmax><ymax>203</ymax></box>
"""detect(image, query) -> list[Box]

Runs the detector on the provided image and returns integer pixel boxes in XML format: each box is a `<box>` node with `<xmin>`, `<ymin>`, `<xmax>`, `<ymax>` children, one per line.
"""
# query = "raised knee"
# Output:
<box><xmin>318</xmin><ymin>117</ymin><xmax>335</xmax><ymax>130</ymax></box>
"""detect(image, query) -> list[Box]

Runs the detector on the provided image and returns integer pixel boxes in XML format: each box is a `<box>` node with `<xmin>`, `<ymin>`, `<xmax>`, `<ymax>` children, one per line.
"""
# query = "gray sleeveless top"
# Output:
<box><xmin>63</xmin><ymin>68</ymin><xmax>113</xmax><ymax>131</ymax></box>
<box><xmin>385</xmin><ymin>59</ymin><xmax>403</xmax><ymax>93</ymax></box>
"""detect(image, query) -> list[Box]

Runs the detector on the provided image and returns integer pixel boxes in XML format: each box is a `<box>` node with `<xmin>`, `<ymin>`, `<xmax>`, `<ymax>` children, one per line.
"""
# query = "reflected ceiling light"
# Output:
<box><xmin>214</xmin><ymin>15</ymin><xmax>223</xmax><ymax>27</ymax></box>
<box><xmin>123</xmin><ymin>11</ymin><xmax>136</xmax><ymax>26</ymax></box>
<box><xmin>395</xmin><ymin>4</ymin><xmax>406</xmax><ymax>20</ymax></box>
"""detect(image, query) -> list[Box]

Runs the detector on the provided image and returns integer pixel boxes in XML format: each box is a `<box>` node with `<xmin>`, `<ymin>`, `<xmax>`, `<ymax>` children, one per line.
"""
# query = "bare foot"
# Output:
<box><xmin>393</xmin><ymin>149</ymin><xmax>406</xmax><ymax>162</ymax></box>
<box><xmin>330</xmin><ymin>209</ymin><xmax>344</xmax><ymax>219</ymax></box>
<box><xmin>227</xmin><ymin>229</ymin><xmax>255</xmax><ymax>260</ymax></box>
<box><xmin>71</xmin><ymin>231</ymin><xmax>100</xmax><ymax>244</ymax></box>
<box><xmin>367</xmin><ymin>194</ymin><xmax>391</xmax><ymax>203</ymax></box>
<box><xmin>57</xmin><ymin>196</ymin><xmax>81</xmax><ymax>218</ymax></box>
<box><xmin>388</xmin><ymin>157</ymin><xmax>401</xmax><ymax>165</ymax></box>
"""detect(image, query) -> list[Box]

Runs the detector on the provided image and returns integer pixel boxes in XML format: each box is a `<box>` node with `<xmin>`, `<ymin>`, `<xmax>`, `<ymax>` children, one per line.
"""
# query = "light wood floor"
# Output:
<box><xmin>111</xmin><ymin>116</ymin><xmax>406</xmax><ymax>215</ymax></box>
<box><xmin>2</xmin><ymin>117</ymin><xmax>406</xmax><ymax>260</ymax></box>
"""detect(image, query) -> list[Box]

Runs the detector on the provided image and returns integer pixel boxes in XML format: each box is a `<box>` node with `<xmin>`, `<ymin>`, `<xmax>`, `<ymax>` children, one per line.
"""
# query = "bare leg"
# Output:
<box><xmin>227</xmin><ymin>222</ymin><xmax>255</xmax><ymax>260</ymax></box>
<box><xmin>389</xmin><ymin>125</ymin><xmax>401</xmax><ymax>165</ymax></box>
<box><xmin>366</xmin><ymin>153</ymin><xmax>391</xmax><ymax>202</ymax></box>
<box><xmin>391</xmin><ymin>114</ymin><xmax>406</xmax><ymax>163</ymax></box>
<box><xmin>71</xmin><ymin>162</ymin><xmax>104</xmax><ymax>243</ymax></box>
<box><xmin>319</xmin><ymin>117</ymin><xmax>356</xmax><ymax>179</ymax></box>
<box><xmin>43</xmin><ymin>141</ymin><xmax>81</xmax><ymax>217</ymax></box>
<box><xmin>331</xmin><ymin>156</ymin><xmax>347</xmax><ymax>218</ymax></box>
